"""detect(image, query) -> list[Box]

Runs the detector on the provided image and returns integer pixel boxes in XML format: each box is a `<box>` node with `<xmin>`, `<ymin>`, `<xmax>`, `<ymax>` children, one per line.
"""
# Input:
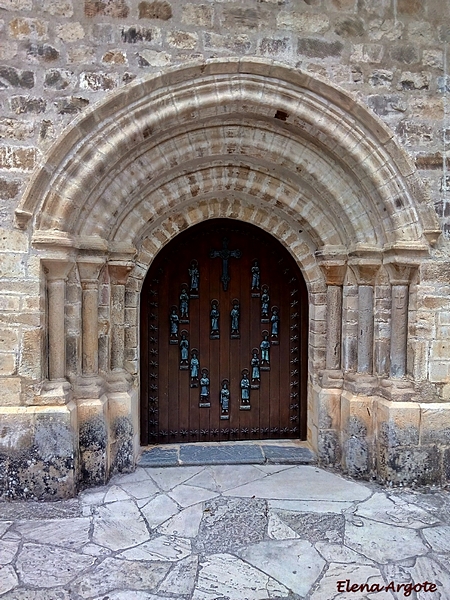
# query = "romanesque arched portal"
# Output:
<box><xmin>12</xmin><ymin>58</ymin><xmax>443</xmax><ymax>496</ymax></box>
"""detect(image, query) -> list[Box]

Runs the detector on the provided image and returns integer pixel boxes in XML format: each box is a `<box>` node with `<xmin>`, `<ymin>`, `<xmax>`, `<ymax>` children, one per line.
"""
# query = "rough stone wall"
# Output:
<box><xmin>2</xmin><ymin>0</ymin><xmax>450</xmax><ymax>497</ymax></box>
<box><xmin>0</xmin><ymin>0</ymin><xmax>450</xmax><ymax>230</ymax></box>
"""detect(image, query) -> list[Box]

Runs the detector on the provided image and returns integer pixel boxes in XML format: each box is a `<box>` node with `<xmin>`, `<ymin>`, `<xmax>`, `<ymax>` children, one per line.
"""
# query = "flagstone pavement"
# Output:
<box><xmin>1</xmin><ymin>464</ymin><xmax>450</xmax><ymax>599</ymax></box>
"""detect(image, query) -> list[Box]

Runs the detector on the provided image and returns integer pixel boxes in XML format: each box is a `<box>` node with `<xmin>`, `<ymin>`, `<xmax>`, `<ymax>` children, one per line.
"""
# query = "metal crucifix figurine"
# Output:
<box><xmin>210</xmin><ymin>237</ymin><xmax>241</xmax><ymax>291</ymax></box>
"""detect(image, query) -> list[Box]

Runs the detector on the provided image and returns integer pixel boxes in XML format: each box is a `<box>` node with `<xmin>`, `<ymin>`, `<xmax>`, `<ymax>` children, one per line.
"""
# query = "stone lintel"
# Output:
<box><xmin>108</xmin><ymin>262</ymin><xmax>134</xmax><ymax>285</ymax></box>
<box><xmin>32</xmin><ymin>230</ymin><xmax>76</xmax><ymax>249</ymax></box>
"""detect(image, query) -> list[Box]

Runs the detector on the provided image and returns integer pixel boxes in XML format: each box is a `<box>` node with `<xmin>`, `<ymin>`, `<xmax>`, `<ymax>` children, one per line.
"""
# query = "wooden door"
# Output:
<box><xmin>140</xmin><ymin>219</ymin><xmax>308</xmax><ymax>445</ymax></box>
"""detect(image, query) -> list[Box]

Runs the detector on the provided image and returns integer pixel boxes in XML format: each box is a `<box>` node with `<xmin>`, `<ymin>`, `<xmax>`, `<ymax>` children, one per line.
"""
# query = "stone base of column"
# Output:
<box><xmin>37</xmin><ymin>379</ymin><xmax>72</xmax><ymax>406</ymax></box>
<box><xmin>344</xmin><ymin>373</ymin><xmax>379</xmax><ymax>396</ymax></box>
<box><xmin>320</xmin><ymin>369</ymin><xmax>344</xmax><ymax>389</ymax></box>
<box><xmin>379</xmin><ymin>377</ymin><xmax>416</xmax><ymax>402</ymax></box>
<box><xmin>311</xmin><ymin>384</ymin><xmax>342</xmax><ymax>467</ymax></box>
<box><xmin>0</xmin><ymin>402</ymin><xmax>78</xmax><ymax>500</ymax></box>
<box><xmin>341</xmin><ymin>390</ymin><xmax>376</xmax><ymax>479</ymax></box>
<box><xmin>107</xmin><ymin>369</ymin><xmax>133</xmax><ymax>394</ymax></box>
<box><xmin>108</xmin><ymin>388</ymin><xmax>139</xmax><ymax>475</ymax></box>
<box><xmin>73</xmin><ymin>375</ymin><xmax>106</xmax><ymax>399</ymax></box>
<box><xmin>78</xmin><ymin>395</ymin><xmax>109</xmax><ymax>487</ymax></box>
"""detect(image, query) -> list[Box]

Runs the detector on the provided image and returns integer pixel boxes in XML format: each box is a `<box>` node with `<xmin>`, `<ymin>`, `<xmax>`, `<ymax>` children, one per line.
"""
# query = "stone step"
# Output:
<box><xmin>138</xmin><ymin>441</ymin><xmax>316</xmax><ymax>468</ymax></box>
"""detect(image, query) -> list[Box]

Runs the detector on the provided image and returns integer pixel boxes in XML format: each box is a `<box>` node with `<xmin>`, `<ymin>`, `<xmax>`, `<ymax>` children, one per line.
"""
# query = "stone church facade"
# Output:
<box><xmin>1</xmin><ymin>0</ymin><xmax>450</xmax><ymax>499</ymax></box>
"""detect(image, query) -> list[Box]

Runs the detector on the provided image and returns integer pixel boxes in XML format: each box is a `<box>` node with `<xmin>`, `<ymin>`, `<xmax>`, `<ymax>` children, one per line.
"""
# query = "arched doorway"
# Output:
<box><xmin>140</xmin><ymin>219</ymin><xmax>308</xmax><ymax>445</ymax></box>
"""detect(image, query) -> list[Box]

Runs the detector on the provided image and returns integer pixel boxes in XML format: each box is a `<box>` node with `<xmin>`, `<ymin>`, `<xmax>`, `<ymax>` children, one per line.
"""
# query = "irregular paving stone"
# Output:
<box><xmin>71</xmin><ymin>557</ymin><xmax>170</xmax><ymax>598</ymax></box>
<box><xmin>345</xmin><ymin>517</ymin><xmax>429</xmax><ymax>563</ymax></box>
<box><xmin>315</xmin><ymin>542</ymin><xmax>375</xmax><ymax>565</ymax></box>
<box><xmin>104</xmin><ymin>485</ymin><xmax>131</xmax><ymax>503</ymax></box>
<box><xmin>158</xmin><ymin>554</ymin><xmax>199</xmax><ymax>596</ymax></box>
<box><xmin>209</xmin><ymin>464</ymin><xmax>268</xmax><ymax>491</ymax></box>
<box><xmin>2</xmin><ymin>591</ymin><xmax>70</xmax><ymax>600</ymax></box>
<box><xmin>267</xmin><ymin>512</ymin><xmax>299</xmax><ymax>540</ymax></box>
<box><xmin>0</xmin><ymin>532</ymin><xmax>21</xmax><ymax>564</ymax></box>
<box><xmin>93</xmin><ymin>500</ymin><xmax>149</xmax><ymax>551</ymax></box>
<box><xmin>262</xmin><ymin>444</ymin><xmax>316</xmax><ymax>463</ymax></box>
<box><xmin>223</xmin><ymin>465</ymin><xmax>371</xmax><ymax>501</ymax></box>
<box><xmin>146</xmin><ymin>466</ymin><xmax>204</xmax><ymax>490</ymax></box>
<box><xmin>15</xmin><ymin>517</ymin><xmax>90</xmax><ymax>549</ymax></box>
<box><xmin>158</xmin><ymin>503</ymin><xmax>204</xmax><ymax>537</ymax></box>
<box><xmin>111</xmin><ymin>467</ymin><xmax>152</xmax><ymax>484</ymax></box>
<box><xmin>140</xmin><ymin>494</ymin><xmax>180</xmax><ymax>528</ymax></box>
<box><xmin>403</xmin><ymin>556</ymin><xmax>450</xmax><ymax>599</ymax></box>
<box><xmin>81</xmin><ymin>543</ymin><xmax>111</xmax><ymax>557</ymax></box>
<box><xmin>117</xmin><ymin>535</ymin><xmax>191</xmax><ymax>561</ymax></box>
<box><xmin>168</xmin><ymin>483</ymin><xmax>218</xmax><ymax>507</ymax></box>
<box><xmin>0</xmin><ymin>499</ymin><xmax>81</xmax><ymax>520</ymax></box>
<box><xmin>0</xmin><ymin>521</ymin><xmax>12</xmax><ymax>537</ymax></box>
<box><xmin>354</xmin><ymin>492</ymin><xmax>440</xmax><ymax>528</ymax></box>
<box><xmin>92</xmin><ymin>593</ymin><xmax>177</xmax><ymax>600</ymax></box>
<box><xmin>274</xmin><ymin>511</ymin><xmax>345</xmax><ymax>543</ymax></box>
<box><xmin>119</xmin><ymin>478</ymin><xmax>159</xmax><ymax>500</ymax></box>
<box><xmin>16</xmin><ymin>543</ymin><xmax>94</xmax><ymax>587</ymax></box>
<box><xmin>193</xmin><ymin>553</ymin><xmax>290</xmax><ymax>600</ymax></box>
<box><xmin>184</xmin><ymin>467</ymin><xmax>221</xmax><ymax>492</ymax></box>
<box><xmin>422</xmin><ymin>525</ymin><xmax>450</xmax><ymax>553</ymax></box>
<box><xmin>268</xmin><ymin>499</ymin><xmax>353</xmax><ymax>513</ymax></box>
<box><xmin>310</xmin><ymin>562</ymin><xmax>392</xmax><ymax>600</ymax></box>
<box><xmin>239</xmin><ymin>539</ymin><xmax>326</xmax><ymax>596</ymax></box>
<box><xmin>196</xmin><ymin>497</ymin><xmax>267</xmax><ymax>553</ymax></box>
<box><xmin>0</xmin><ymin>564</ymin><xmax>18</xmax><ymax>595</ymax></box>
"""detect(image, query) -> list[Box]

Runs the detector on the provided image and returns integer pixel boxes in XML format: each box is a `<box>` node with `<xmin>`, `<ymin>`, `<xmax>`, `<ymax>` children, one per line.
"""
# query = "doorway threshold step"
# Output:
<box><xmin>138</xmin><ymin>441</ymin><xmax>316</xmax><ymax>468</ymax></box>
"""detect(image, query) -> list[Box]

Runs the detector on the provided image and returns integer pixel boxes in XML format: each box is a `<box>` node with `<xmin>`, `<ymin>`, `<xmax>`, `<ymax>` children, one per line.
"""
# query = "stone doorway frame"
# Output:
<box><xmin>12</xmin><ymin>58</ymin><xmax>441</xmax><ymax>496</ymax></box>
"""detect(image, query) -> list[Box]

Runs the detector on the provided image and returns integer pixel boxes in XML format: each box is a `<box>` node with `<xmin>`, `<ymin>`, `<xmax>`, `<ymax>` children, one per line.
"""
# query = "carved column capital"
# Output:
<box><xmin>383</xmin><ymin>261</ymin><xmax>418</xmax><ymax>285</ymax></box>
<box><xmin>348</xmin><ymin>247</ymin><xmax>382</xmax><ymax>284</ymax></box>
<box><xmin>42</xmin><ymin>258</ymin><xmax>74</xmax><ymax>281</ymax></box>
<box><xmin>108</xmin><ymin>262</ymin><xmax>133</xmax><ymax>285</ymax></box>
<box><xmin>77</xmin><ymin>257</ymin><xmax>106</xmax><ymax>283</ymax></box>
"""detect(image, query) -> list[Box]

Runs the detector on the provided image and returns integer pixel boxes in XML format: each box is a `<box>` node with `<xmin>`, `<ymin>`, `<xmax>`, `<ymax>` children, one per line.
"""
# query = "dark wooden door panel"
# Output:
<box><xmin>140</xmin><ymin>219</ymin><xmax>308</xmax><ymax>445</ymax></box>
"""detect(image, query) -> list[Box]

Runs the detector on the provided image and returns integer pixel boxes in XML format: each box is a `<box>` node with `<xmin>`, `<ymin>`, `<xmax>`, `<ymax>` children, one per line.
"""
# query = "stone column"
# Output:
<box><xmin>42</xmin><ymin>260</ymin><xmax>73</xmax><ymax>383</ymax></box>
<box><xmin>318</xmin><ymin>261</ymin><xmax>347</xmax><ymax>373</ymax></box>
<box><xmin>349</xmin><ymin>256</ymin><xmax>381</xmax><ymax>377</ymax></box>
<box><xmin>385</xmin><ymin>261</ymin><xmax>416</xmax><ymax>380</ymax></box>
<box><xmin>109</xmin><ymin>264</ymin><xmax>131</xmax><ymax>370</ymax></box>
<box><xmin>77</xmin><ymin>259</ymin><xmax>105</xmax><ymax>381</ymax></box>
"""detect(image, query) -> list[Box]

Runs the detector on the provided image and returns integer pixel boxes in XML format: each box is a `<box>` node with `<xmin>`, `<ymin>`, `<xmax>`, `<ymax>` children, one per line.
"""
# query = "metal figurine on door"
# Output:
<box><xmin>169</xmin><ymin>306</ymin><xmax>179</xmax><ymax>344</ymax></box>
<box><xmin>261</xmin><ymin>285</ymin><xmax>270</xmax><ymax>322</ymax></box>
<box><xmin>260</xmin><ymin>332</ymin><xmax>270</xmax><ymax>369</ymax></box>
<box><xmin>271</xmin><ymin>306</ymin><xmax>280</xmax><ymax>344</ymax></box>
<box><xmin>189</xmin><ymin>260</ymin><xmax>200</xmax><ymax>297</ymax></box>
<box><xmin>210</xmin><ymin>300</ymin><xmax>220</xmax><ymax>339</ymax></box>
<box><xmin>251</xmin><ymin>348</ymin><xmax>260</xmax><ymax>389</ymax></box>
<box><xmin>251</xmin><ymin>260</ymin><xmax>260</xmax><ymax>296</ymax></box>
<box><xmin>230</xmin><ymin>300</ymin><xmax>240</xmax><ymax>339</ymax></box>
<box><xmin>190</xmin><ymin>349</ymin><xmax>199</xmax><ymax>387</ymax></box>
<box><xmin>199</xmin><ymin>368</ymin><xmax>210</xmax><ymax>407</ymax></box>
<box><xmin>179</xmin><ymin>286</ymin><xmax>189</xmax><ymax>322</ymax></box>
<box><xmin>220</xmin><ymin>379</ymin><xmax>230</xmax><ymax>419</ymax></box>
<box><xmin>179</xmin><ymin>331</ymin><xmax>189</xmax><ymax>369</ymax></box>
<box><xmin>240</xmin><ymin>369</ymin><xmax>251</xmax><ymax>410</ymax></box>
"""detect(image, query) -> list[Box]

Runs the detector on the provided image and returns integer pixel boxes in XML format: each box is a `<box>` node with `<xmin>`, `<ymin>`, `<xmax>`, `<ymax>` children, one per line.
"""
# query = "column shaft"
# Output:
<box><xmin>48</xmin><ymin>279</ymin><xmax>66</xmax><ymax>380</ymax></box>
<box><xmin>111</xmin><ymin>283</ymin><xmax>125</xmax><ymax>370</ymax></box>
<box><xmin>326</xmin><ymin>285</ymin><xmax>342</xmax><ymax>370</ymax></box>
<box><xmin>390</xmin><ymin>284</ymin><xmax>409</xmax><ymax>378</ymax></box>
<box><xmin>357</xmin><ymin>285</ymin><xmax>374</xmax><ymax>374</ymax></box>
<box><xmin>82</xmin><ymin>281</ymin><xmax>99</xmax><ymax>376</ymax></box>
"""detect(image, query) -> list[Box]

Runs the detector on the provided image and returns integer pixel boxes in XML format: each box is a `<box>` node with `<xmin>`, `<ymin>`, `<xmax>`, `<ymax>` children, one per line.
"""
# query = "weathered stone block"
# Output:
<box><xmin>421</xmin><ymin>404</ymin><xmax>450</xmax><ymax>444</ymax></box>
<box><xmin>0</xmin><ymin>377</ymin><xmax>21</xmax><ymax>406</ymax></box>
<box><xmin>0</xmin><ymin>66</ymin><xmax>34</xmax><ymax>88</ymax></box>
<box><xmin>181</xmin><ymin>4</ymin><xmax>213</xmax><ymax>27</ymax></box>
<box><xmin>55</xmin><ymin>96</ymin><xmax>89</xmax><ymax>114</ymax></box>
<box><xmin>367</xmin><ymin>95</ymin><xmax>406</xmax><ymax>116</ymax></box>
<box><xmin>389</xmin><ymin>44</ymin><xmax>419</xmax><ymax>64</ymax></box>
<box><xmin>278</xmin><ymin>11</ymin><xmax>329</xmax><ymax>33</ymax></box>
<box><xmin>0</xmin><ymin>147</ymin><xmax>37</xmax><ymax>172</ymax></box>
<box><xmin>9</xmin><ymin>18</ymin><xmax>48</xmax><ymax>40</ymax></box>
<box><xmin>368</xmin><ymin>70</ymin><xmax>393</xmax><ymax>87</ymax></box>
<box><xmin>42</xmin><ymin>0</ymin><xmax>73</xmax><ymax>17</ymax></box>
<box><xmin>350</xmin><ymin>43</ymin><xmax>383</xmax><ymax>63</ymax></box>
<box><xmin>139</xmin><ymin>0</ymin><xmax>172</xmax><ymax>20</ymax></box>
<box><xmin>102</xmin><ymin>50</ymin><xmax>127</xmax><ymax>64</ymax></box>
<box><xmin>317</xmin><ymin>429</ymin><xmax>341</xmax><ymax>467</ymax></box>
<box><xmin>0</xmin><ymin>0</ymin><xmax>32</xmax><ymax>8</ymax></box>
<box><xmin>10</xmin><ymin>96</ymin><xmax>46</xmax><ymax>114</ymax></box>
<box><xmin>44</xmin><ymin>69</ymin><xmax>76</xmax><ymax>90</ymax></box>
<box><xmin>368</xmin><ymin>18</ymin><xmax>403</xmax><ymax>41</ymax></box>
<box><xmin>259</xmin><ymin>37</ymin><xmax>290</xmax><ymax>55</ymax></box>
<box><xmin>26</xmin><ymin>42</ymin><xmax>59</xmax><ymax>62</ymax></box>
<box><xmin>378</xmin><ymin>445</ymin><xmax>441</xmax><ymax>486</ymax></box>
<box><xmin>0</xmin><ymin>117</ymin><xmax>34</xmax><ymax>140</ymax></box>
<box><xmin>85</xmin><ymin>0</ymin><xmax>129</xmax><ymax>18</ymax></box>
<box><xmin>78</xmin><ymin>396</ymin><xmax>109</xmax><ymax>487</ymax></box>
<box><xmin>398</xmin><ymin>71</ymin><xmax>430</xmax><ymax>91</ymax></box>
<box><xmin>121</xmin><ymin>25</ymin><xmax>155</xmax><ymax>43</ymax></box>
<box><xmin>204</xmin><ymin>32</ymin><xmax>251</xmax><ymax>53</ymax></box>
<box><xmin>377</xmin><ymin>400</ymin><xmax>420</xmax><ymax>447</ymax></box>
<box><xmin>79</xmin><ymin>72</ymin><xmax>118</xmax><ymax>91</ymax></box>
<box><xmin>334</xmin><ymin>17</ymin><xmax>365</xmax><ymax>37</ymax></box>
<box><xmin>55</xmin><ymin>22</ymin><xmax>85</xmax><ymax>42</ymax></box>
<box><xmin>137</xmin><ymin>49</ymin><xmax>171</xmax><ymax>67</ymax></box>
<box><xmin>0</xmin><ymin>353</ymin><xmax>16</xmax><ymax>376</ymax></box>
<box><xmin>167</xmin><ymin>31</ymin><xmax>198</xmax><ymax>50</ymax></box>
<box><xmin>396</xmin><ymin>120</ymin><xmax>433</xmax><ymax>145</ymax></box>
<box><xmin>297</xmin><ymin>38</ymin><xmax>344</xmax><ymax>58</ymax></box>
